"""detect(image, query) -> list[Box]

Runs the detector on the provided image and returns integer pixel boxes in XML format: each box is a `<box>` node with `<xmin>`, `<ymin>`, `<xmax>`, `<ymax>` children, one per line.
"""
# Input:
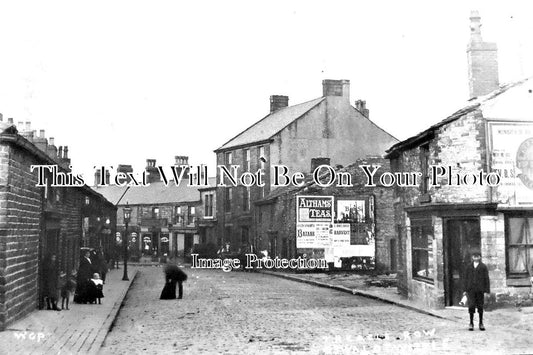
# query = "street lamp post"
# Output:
<box><xmin>122</xmin><ymin>203</ymin><xmax>132</xmax><ymax>281</ymax></box>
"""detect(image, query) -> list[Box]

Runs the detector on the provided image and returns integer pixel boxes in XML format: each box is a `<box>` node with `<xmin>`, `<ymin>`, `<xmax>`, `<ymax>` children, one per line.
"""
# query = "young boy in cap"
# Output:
<box><xmin>463</xmin><ymin>251</ymin><xmax>490</xmax><ymax>331</ymax></box>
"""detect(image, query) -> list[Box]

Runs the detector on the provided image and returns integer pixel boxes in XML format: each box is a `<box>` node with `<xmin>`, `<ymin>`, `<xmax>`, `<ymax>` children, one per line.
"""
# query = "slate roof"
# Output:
<box><xmin>215</xmin><ymin>97</ymin><xmax>325</xmax><ymax>152</ymax></box>
<box><xmin>95</xmin><ymin>177</ymin><xmax>217</xmax><ymax>206</ymax></box>
<box><xmin>385</xmin><ymin>78</ymin><xmax>531</xmax><ymax>158</ymax></box>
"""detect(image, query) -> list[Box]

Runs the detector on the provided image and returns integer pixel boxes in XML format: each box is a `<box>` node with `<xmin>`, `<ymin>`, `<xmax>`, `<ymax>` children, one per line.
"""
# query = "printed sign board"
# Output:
<box><xmin>296</xmin><ymin>196</ymin><xmax>334</xmax><ymax>248</ymax></box>
<box><xmin>296</xmin><ymin>196</ymin><xmax>334</xmax><ymax>223</ymax></box>
<box><xmin>489</xmin><ymin>122</ymin><xmax>533</xmax><ymax>204</ymax></box>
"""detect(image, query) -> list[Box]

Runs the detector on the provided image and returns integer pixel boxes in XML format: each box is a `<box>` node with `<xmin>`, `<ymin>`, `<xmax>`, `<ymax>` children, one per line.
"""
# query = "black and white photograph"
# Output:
<box><xmin>0</xmin><ymin>1</ymin><xmax>532</xmax><ymax>354</ymax></box>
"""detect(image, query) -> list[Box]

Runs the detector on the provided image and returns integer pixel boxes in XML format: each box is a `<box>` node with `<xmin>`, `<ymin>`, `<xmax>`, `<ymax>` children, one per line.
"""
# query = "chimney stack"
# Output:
<box><xmin>21</xmin><ymin>121</ymin><xmax>34</xmax><ymax>140</ymax></box>
<box><xmin>467</xmin><ymin>10</ymin><xmax>499</xmax><ymax>98</ymax></box>
<box><xmin>174</xmin><ymin>155</ymin><xmax>190</xmax><ymax>180</ymax></box>
<box><xmin>354</xmin><ymin>100</ymin><xmax>370</xmax><ymax>118</ymax></box>
<box><xmin>145</xmin><ymin>159</ymin><xmax>161</xmax><ymax>183</ymax></box>
<box><xmin>322</xmin><ymin>79</ymin><xmax>350</xmax><ymax>100</ymax></box>
<box><xmin>311</xmin><ymin>157</ymin><xmax>331</xmax><ymax>173</ymax></box>
<box><xmin>47</xmin><ymin>137</ymin><xmax>58</xmax><ymax>159</ymax></box>
<box><xmin>94</xmin><ymin>169</ymin><xmax>111</xmax><ymax>185</ymax></box>
<box><xmin>269</xmin><ymin>95</ymin><xmax>289</xmax><ymax>113</ymax></box>
<box><xmin>117</xmin><ymin>164</ymin><xmax>133</xmax><ymax>183</ymax></box>
<box><xmin>0</xmin><ymin>113</ymin><xmax>3</xmax><ymax>121</ymax></box>
<box><xmin>33</xmin><ymin>130</ymin><xmax>48</xmax><ymax>153</ymax></box>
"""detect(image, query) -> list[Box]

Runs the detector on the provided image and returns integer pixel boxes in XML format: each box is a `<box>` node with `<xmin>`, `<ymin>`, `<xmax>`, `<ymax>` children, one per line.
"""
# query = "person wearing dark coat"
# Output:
<box><xmin>160</xmin><ymin>264</ymin><xmax>187</xmax><ymax>300</ymax></box>
<box><xmin>94</xmin><ymin>250</ymin><xmax>108</xmax><ymax>284</ymax></box>
<box><xmin>74</xmin><ymin>250</ymin><xmax>95</xmax><ymax>303</ymax></box>
<box><xmin>463</xmin><ymin>251</ymin><xmax>490</xmax><ymax>331</ymax></box>
<box><xmin>42</xmin><ymin>254</ymin><xmax>61</xmax><ymax>311</ymax></box>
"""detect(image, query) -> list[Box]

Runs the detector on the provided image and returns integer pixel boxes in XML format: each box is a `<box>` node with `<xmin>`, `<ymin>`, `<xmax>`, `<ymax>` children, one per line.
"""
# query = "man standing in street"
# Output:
<box><xmin>463</xmin><ymin>251</ymin><xmax>491</xmax><ymax>331</ymax></box>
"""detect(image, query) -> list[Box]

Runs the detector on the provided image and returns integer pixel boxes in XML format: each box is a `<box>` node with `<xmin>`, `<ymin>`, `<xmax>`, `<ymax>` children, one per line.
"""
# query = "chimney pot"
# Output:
<box><xmin>355</xmin><ymin>100</ymin><xmax>370</xmax><ymax>117</ymax></box>
<box><xmin>64</xmin><ymin>146</ymin><xmax>69</xmax><ymax>159</ymax></box>
<box><xmin>49</xmin><ymin>137</ymin><xmax>55</xmax><ymax>146</ymax></box>
<box><xmin>40</xmin><ymin>130</ymin><xmax>45</xmax><ymax>138</ymax></box>
<box><xmin>17</xmin><ymin>121</ymin><xmax>23</xmax><ymax>128</ymax></box>
<box><xmin>174</xmin><ymin>155</ymin><xmax>189</xmax><ymax>165</ymax></box>
<box><xmin>0</xmin><ymin>113</ymin><xmax>3</xmax><ymax>121</ymax></box>
<box><xmin>58</xmin><ymin>146</ymin><xmax>63</xmax><ymax>158</ymax></box>
<box><xmin>269</xmin><ymin>95</ymin><xmax>289</xmax><ymax>113</ymax></box>
<box><xmin>25</xmin><ymin>121</ymin><xmax>31</xmax><ymax>131</ymax></box>
<box><xmin>7</xmin><ymin>118</ymin><xmax>13</xmax><ymax>124</ymax></box>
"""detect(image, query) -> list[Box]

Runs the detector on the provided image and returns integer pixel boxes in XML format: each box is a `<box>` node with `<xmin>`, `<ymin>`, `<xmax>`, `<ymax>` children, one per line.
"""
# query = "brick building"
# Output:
<box><xmin>0</xmin><ymin>117</ymin><xmax>116</xmax><ymax>330</ymax></box>
<box><xmin>386</xmin><ymin>12</ymin><xmax>533</xmax><ymax>308</ymax></box>
<box><xmin>96</xmin><ymin>157</ymin><xmax>217</xmax><ymax>260</ymax></box>
<box><xmin>214</xmin><ymin>79</ymin><xmax>398</xmax><ymax>252</ymax></box>
<box><xmin>256</xmin><ymin>157</ymin><xmax>396</xmax><ymax>271</ymax></box>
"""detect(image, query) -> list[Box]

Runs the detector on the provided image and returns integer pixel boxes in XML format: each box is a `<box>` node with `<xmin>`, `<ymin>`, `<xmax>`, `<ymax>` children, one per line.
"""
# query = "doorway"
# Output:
<box><xmin>184</xmin><ymin>233</ymin><xmax>194</xmax><ymax>256</ymax></box>
<box><xmin>390</xmin><ymin>239</ymin><xmax>397</xmax><ymax>272</ymax></box>
<box><xmin>444</xmin><ymin>218</ymin><xmax>480</xmax><ymax>306</ymax></box>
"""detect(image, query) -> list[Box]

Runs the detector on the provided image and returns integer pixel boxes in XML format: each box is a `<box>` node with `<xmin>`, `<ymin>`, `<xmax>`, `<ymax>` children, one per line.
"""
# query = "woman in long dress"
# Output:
<box><xmin>74</xmin><ymin>250</ymin><xmax>95</xmax><ymax>303</ymax></box>
<box><xmin>160</xmin><ymin>264</ymin><xmax>187</xmax><ymax>300</ymax></box>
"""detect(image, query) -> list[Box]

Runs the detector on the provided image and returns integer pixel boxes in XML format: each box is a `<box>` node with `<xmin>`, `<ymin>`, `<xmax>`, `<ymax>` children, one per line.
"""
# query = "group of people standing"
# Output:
<box><xmin>74</xmin><ymin>249</ymin><xmax>107</xmax><ymax>304</ymax></box>
<box><xmin>42</xmin><ymin>248</ymin><xmax>109</xmax><ymax>311</ymax></box>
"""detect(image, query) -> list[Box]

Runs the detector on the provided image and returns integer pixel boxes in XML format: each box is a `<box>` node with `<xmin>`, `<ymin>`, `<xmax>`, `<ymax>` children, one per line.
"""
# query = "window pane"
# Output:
<box><xmin>509</xmin><ymin>218</ymin><xmax>533</xmax><ymax>244</ymax></box>
<box><xmin>509</xmin><ymin>247</ymin><xmax>527</xmax><ymax>273</ymax></box>
<box><xmin>413</xmin><ymin>249</ymin><xmax>430</xmax><ymax>278</ymax></box>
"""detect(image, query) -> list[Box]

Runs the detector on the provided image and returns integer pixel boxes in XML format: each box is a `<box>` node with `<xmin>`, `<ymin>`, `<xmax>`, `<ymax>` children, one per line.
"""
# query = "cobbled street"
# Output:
<box><xmin>100</xmin><ymin>267</ymin><xmax>533</xmax><ymax>354</ymax></box>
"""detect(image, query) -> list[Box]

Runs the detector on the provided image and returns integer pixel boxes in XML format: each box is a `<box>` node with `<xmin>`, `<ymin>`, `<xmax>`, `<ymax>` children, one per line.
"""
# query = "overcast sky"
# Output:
<box><xmin>0</xmin><ymin>1</ymin><xmax>532</xmax><ymax>183</ymax></box>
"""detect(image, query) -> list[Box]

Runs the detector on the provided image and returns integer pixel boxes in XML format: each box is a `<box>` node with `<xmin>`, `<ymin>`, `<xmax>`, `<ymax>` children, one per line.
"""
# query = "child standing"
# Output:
<box><xmin>89</xmin><ymin>273</ymin><xmax>104</xmax><ymax>304</ymax></box>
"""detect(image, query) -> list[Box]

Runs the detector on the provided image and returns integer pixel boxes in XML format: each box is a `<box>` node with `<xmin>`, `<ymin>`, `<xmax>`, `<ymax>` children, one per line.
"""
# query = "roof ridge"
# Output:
<box><xmin>349</xmin><ymin>105</ymin><xmax>399</xmax><ymax>143</ymax></box>
<box><xmin>386</xmin><ymin>77</ymin><xmax>532</xmax><ymax>157</ymax></box>
<box><xmin>214</xmin><ymin>96</ymin><xmax>325</xmax><ymax>152</ymax></box>
<box><xmin>264</xmin><ymin>97</ymin><xmax>326</xmax><ymax>145</ymax></box>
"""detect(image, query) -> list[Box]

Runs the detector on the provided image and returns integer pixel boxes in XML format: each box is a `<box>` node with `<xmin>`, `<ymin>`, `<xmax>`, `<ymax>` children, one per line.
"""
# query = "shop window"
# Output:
<box><xmin>506</xmin><ymin>215</ymin><xmax>533</xmax><ymax>277</ymax></box>
<box><xmin>411</xmin><ymin>219</ymin><xmax>434</xmax><ymax>282</ymax></box>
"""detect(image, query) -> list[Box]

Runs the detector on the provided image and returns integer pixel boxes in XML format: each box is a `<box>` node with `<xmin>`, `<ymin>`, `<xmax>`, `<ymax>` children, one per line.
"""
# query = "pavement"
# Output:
<box><xmin>0</xmin><ymin>266</ymin><xmax>138</xmax><ymax>355</ymax></box>
<box><xmin>259</xmin><ymin>270</ymin><xmax>533</xmax><ymax>331</ymax></box>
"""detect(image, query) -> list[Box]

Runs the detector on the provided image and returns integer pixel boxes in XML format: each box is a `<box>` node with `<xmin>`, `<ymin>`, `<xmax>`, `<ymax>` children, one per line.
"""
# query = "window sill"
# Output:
<box><xmin>506</xmin><ymin>277</ymin><xmax>532</xmax><ymax>287</ymax></box>
<box><xmin>413</xmin><ymin>276</ymin><xmax>434</xmax><ymax>285</ymax></box>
